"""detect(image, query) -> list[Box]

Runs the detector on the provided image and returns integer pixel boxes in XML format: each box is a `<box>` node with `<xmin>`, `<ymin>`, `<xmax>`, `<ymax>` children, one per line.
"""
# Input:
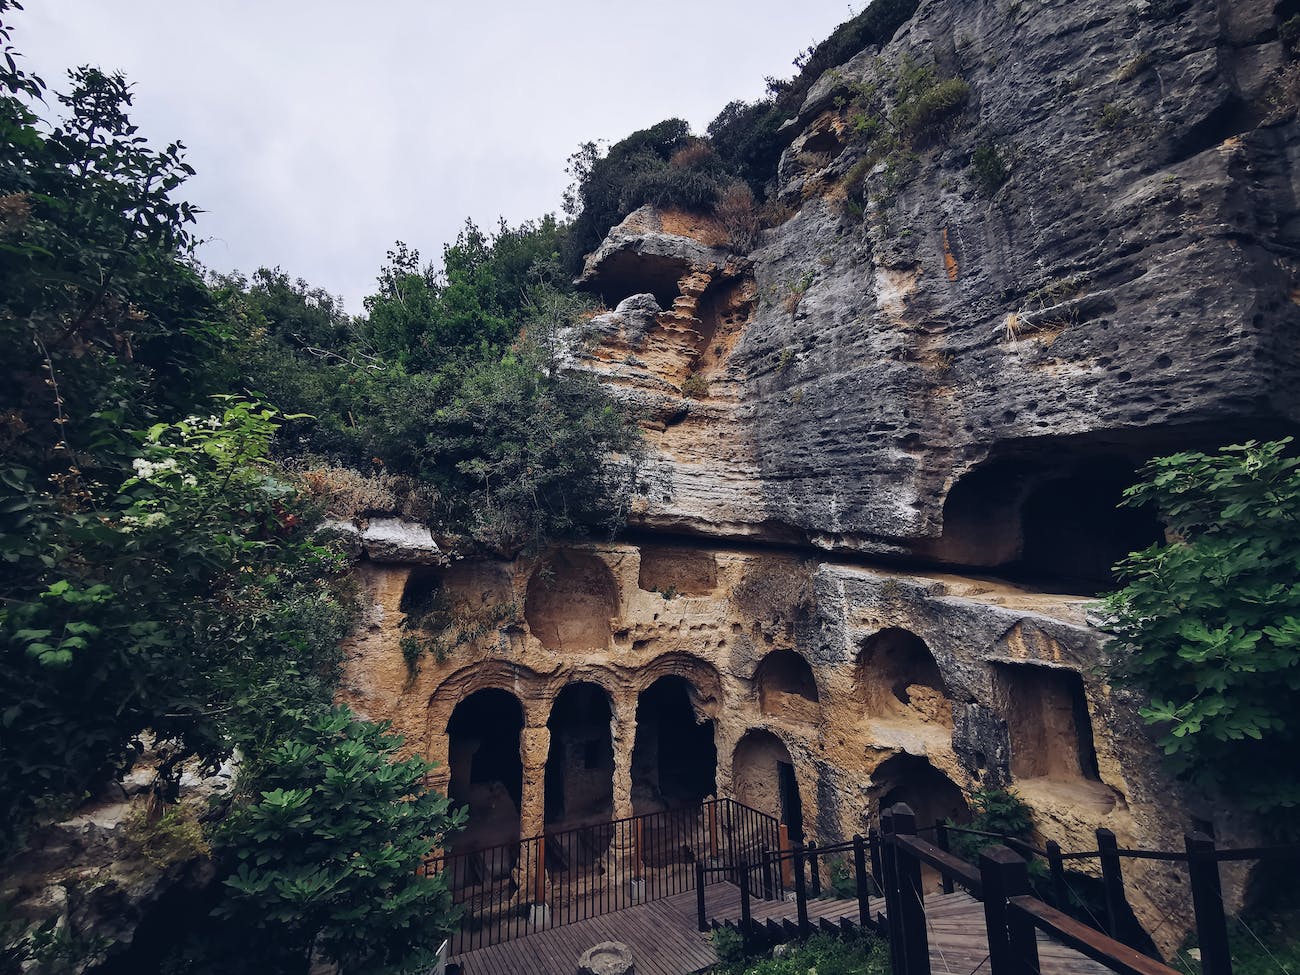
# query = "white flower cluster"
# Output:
<box><xmin>132</xmin><ymin>456</ymin><xmax>178</xmax><ymax>480</ymax></box>
<box><xmin>183</xmin><ymin>414</ymin><xmax>223</xmax><ymax>429</ymax></box>
<box><xmin>119</xmin><ymin>511</ymin><xmax>169</xmax><ymax>533</ymax></box>
<box><xmin>131</xmin><ymin>456</ymin><xmax>198</xmax><ymax>487</ymax></box>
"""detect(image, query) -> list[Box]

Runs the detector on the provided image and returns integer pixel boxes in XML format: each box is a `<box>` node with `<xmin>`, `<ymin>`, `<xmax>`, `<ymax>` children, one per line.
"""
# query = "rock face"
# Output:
<box><xmin>573</xmin><ymin>0</ymin><xmax>1300</xmax><ymax>571</ymax></box>
<box><xmin>339</xmin><ymin>541</ymin><xmax>1249</xmax><ymax>956</ymax></box>
<box><xmin>2</xmin><ymin>749</ymin><xmax>230</xmax><ymax>971</ymax></box>
<box><xmin>337</xmin><ymin>0</ymin><xmax>1299</xmax><ymax>959</ymax></box>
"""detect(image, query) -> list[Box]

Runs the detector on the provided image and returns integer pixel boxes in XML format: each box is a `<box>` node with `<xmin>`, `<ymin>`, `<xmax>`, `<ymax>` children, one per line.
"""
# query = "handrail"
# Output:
<box><xmin>895</xmin><ymin>834</ymin><xmax>982</xmax><ymax>895</ymax></box>
<box><xmin>427</xmin><ymin>796</ymin><xmax>782</xmax><ymax>953</ymax></box>
<box><xmin>935</xmin><ymin>827</ymin><xmax>1300</xmax><ymax>865</ymax></box>
<box><xmin>1008</xmin><ymin>896</ymin><xmax>1182</xmax><ymax>975</ymax></box>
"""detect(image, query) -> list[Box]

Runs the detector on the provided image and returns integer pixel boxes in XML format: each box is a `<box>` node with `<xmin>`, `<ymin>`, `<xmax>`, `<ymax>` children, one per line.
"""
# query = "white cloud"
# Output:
<box><xmin>16</xmin><ymin>0</ymin><xmax>861</xmax><ymax>312</ymax></box>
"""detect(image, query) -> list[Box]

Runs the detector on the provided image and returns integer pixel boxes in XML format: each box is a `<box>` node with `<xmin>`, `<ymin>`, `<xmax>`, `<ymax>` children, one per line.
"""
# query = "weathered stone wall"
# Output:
<box><xmin>337</xmin><ymin>539</ymin><xmax>1235</xmax><ymax>951</ymax></box>
<box><xmin>338</xmin><ymin>0</ymin><xmax>1300</xmax><ymax>954</ymax></box>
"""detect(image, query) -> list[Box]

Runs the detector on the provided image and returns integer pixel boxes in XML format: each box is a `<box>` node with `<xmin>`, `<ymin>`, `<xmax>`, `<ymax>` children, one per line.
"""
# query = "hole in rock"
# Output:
<box><xmin>447</xmin><ymin>688</ymin><xmax>524</xmax><ymax>853</ymax></box>
<box><xmin>755</xmin><ymin>649</ymin><xmax>820</xmax><ymax>723</ymax></box>
<box><xmin>544</xmin><ymin>683</ymin><xmax>614</xmax><ymax>851</ymax></box>
<box><xmin>631</xmin><ymin>676</ymin><xmax>717</xmax><ymax>815</ymax></box>
<box><xmin>638</xmin><ymin>545</ymin><xmax>718</xmax><ymax>595</ymax></box>
<box><xmin>525</xmin><ymin>549</ymin><xmax>618</xmax><ymax>651</ymax></box>
<box><xmin>935</xmin><ymin>449</ymin><xmax>1162</xmax><ymax>594</ymax></box>
<box><xmin>585</xmin><ymin>251</ymin><xmax>689</xmax><ymax>308</ymax></box>
<box><xmin>993</xmin><ymin>662</ymin><xmax>1099</xmax><ymax>782</ymax></box>
<box><xmin>732</xmin><ymin>729</ymin><xmax>805</xmax><ymax>842</ymax></box>
<box><xmin>873</xmin><ymin>753</ymin><xmax>970</xmax><ymax>833</ymax></box>
<box><xmin>399</xmin><ymin>565</ymin><xmax>442</xmax><ymax>617</ymax></box>
<box><xmin>855</xmin><ymin>628</ymin><xmax>950</xmax><ymax>726</ymax></box>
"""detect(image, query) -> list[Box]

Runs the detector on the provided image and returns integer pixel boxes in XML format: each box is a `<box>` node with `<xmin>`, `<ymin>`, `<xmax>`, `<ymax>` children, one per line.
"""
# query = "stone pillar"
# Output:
<box><xmin>519</xmin><ymin>725</ymin><xmax>550</xmax><ymax>839</ymax></box>
<box><xmin>610</xmin><ymin>695</ymin><xmax>637</xmax><ymax>822</ymax></box>
<box><xmin>517</xmin><ymin>723</ymin><xmax>551</xmax><ymax>917</ymax></box>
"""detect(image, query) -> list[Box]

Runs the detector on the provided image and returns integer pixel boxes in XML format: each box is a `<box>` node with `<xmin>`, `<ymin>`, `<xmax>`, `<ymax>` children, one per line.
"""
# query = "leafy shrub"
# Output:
<box><xmin>897</xmin><ymin>77</ymin><xmax>970</xmax><ymax>134</ymax></box>
<box><xmin>1098</xmin><ymin>101</ymin><xmax>1132</xmax><ymax>129</ymax></box>
<box><xmin>716</xmin><ymin>931</ymin><xmax>890</xmax><ymax>975</ymax></box>
<box><xmin>209</xmin><ymin>707</ymin><xmax>466</xmax><ymax>974</ymax></box>
<box><xmin>682</xmin><ymin>373</ymin><xmax>710</xmax><ymax>399</ymax></box>
<box><xmin>562</xmin><ymin>119</ymin><xmax>731</xmax><ymax>271</ymax></box>
<box><xmin>711</xmin><ymin>926</ymin><xmax>746</xmax><ymax>966</ymax></box>
<box><xmin>971</xmin><ymin>143</ymin><xmax>1010</xmax><ymax>196</ymax></box>
<box><xmin>1103</xmin><ymin>439</ymin><xmax>1300</xmax><ymax>822</ymax></box>
<box><xmin>716</xmin><ymin>182</ymin><xmax>763</xmax><ymax>251</ymax></box>
<box><xmin>706</xmin><ymin>0</ymin><xmax>921</xmax><ymax>196</ymax></box>
<box><xmin>946</xmin><ymin>788</ymin><xmax>1034</xmax><ymax>861</ymax></box>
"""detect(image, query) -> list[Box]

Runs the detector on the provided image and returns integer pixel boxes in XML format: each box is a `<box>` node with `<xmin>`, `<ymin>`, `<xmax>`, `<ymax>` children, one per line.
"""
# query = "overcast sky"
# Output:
<box><xmin>17</xmin><ymin>1</ymin><xmax>860</xmax><ymax>313</ymax></box>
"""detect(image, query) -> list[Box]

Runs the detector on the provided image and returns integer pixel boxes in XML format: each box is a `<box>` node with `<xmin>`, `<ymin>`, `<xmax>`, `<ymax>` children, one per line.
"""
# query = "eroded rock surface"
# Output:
<box><xmin>340</xmin><ymin>0</ymin><xmax>1299</xmax><ymax>959</ymax></box>
<box><xmin>572</xmin><ymin>0</ymin><xmax>1300</xmax><ymax>574</ymax></box>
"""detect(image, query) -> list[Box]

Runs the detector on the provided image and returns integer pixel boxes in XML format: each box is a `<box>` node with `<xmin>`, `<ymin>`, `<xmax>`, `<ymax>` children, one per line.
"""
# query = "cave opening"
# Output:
<box><xmin>399</xmin><ymin>565</ymin><xmax>443</xmax><ymax>619</ymax></box>
<box><xmin>855</xmin><ymin>627</ymin><xmax>949</xmax><ymax>724</ymax></box>
<box><xmin>446</xmin><ymin>688</ymin><xmax>524</xmax><ymax>851</ymax></box>
<box><xmin>872</xmin><ymin>753</ymin><xmax>969</xmax><ymax>833</ymax></box>
<box><xmin>631</xmin><ymin>675</ymin><xmax>717</xmax><ymax>814</ymax></box>
<box><xmin>937</xmin><ymin>451</ymin><xmax>1162</xmax><ymax>594</ymax></box>
<box><xmin>544</xmin><ymin>682</ymin><xmax>615</xmax><ymax>831</ymax></box>
<box><xmin>994</xmin><ymin>662</ymin><xmax>1100</xmax><ymax>782</ymax></box>
<box><xmin>586</xmin><ymin>250</ymin><xmax>688</xmax><ymax>309</ymax></box>
<box><xmin>524</xmin><ymin>549</ymin><xmax>618</xmax><ymax>651</ymax></box>
<box><xmin>732</xmin><ymin>728</ymin><xmax>805</xmax><ymax>842</ymax></box>
<box><xmin>754</xmin><ymin>649</ymin><xmax>820</xmax><ymax>722</ymax></box>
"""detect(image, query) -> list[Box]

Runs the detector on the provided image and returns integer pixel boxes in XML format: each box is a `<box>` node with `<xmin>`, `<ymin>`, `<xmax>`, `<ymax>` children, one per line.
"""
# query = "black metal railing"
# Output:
<box><xmin>423</xmin><ymin>797</ymin><xmax>781</xmax><ymax>953</ymax></box>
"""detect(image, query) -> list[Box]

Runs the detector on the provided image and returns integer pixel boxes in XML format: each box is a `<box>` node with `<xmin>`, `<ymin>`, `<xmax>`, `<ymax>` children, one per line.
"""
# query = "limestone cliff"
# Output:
<box><xmin>337</xmin><ymin>0</ymin><xmax>1300</xmax><ymax>957</ymax></box>
<box><xmin>575</xmin><ymin>0</ymin><xmax>1300</xmax><ymax>574</ymax></box>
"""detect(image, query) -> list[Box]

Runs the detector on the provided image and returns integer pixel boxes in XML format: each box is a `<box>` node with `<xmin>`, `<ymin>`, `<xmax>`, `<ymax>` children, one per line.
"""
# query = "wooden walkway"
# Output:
<box><xmin>452</xmin><ymin>883</ymin><xmax>1117</xmax><ymax>975</ymax></box>
<box><xmin>451</xmin><ymin>885</ymin><xmax>721</xmax><ymax>975</ymax></box>
<box><xmin>711</xmin><ymin>886</ymin><xmax>1114</xmax><ymax>975</ymax></box>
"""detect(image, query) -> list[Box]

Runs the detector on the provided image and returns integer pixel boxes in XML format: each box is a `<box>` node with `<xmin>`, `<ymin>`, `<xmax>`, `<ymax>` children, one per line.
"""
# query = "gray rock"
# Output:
<box><xmin>322</xmin><ymin>517</ymin><xmax>444</xmax><ymax>565</ymax></box>
<box><xmin>577</xmin><ymin>940</ymin><xmax>635</xmax><ymax>975</ymax></box>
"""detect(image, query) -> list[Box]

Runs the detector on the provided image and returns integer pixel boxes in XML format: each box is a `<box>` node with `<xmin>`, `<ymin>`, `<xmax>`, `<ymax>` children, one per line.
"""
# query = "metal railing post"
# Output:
<box><xmin>696</xmin><ymin>861</ymin><xmax>708</xmax><ymax>932</ymax></box>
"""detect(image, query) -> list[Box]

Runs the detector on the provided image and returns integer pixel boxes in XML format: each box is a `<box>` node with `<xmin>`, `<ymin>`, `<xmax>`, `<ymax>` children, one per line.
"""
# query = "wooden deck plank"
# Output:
<box><xmin>455</xmin><ymin>882</ymin><xmax>1118</xmax><ymax>975</ymax></box>
<box><xmin>453</xmin><ymin>887</ymin><xmax>721</xmax><ymax>975</ymax></box>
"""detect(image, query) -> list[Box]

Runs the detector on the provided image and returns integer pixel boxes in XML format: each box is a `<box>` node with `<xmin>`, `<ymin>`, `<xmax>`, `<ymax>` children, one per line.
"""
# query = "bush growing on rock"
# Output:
<box><xmin>1104</xmin><ymin>439</ymin><xmax>1300</xmax><ymax>825</ymax></box>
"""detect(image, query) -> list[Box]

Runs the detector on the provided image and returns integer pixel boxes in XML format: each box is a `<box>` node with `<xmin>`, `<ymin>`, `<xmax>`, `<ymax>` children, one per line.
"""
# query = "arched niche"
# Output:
<box><xmin>993</xmin><ymin>662</ymin><xmax>1100</xmax><ymax>782</ymax></box>
<box><xmin>544</xmin><ymin>682</ymin><xmax>615</xmax><ymax>831</ymax></box>
<box><xmin>630</xmin><ymin>675</ymin><xmax>717</xmax><ymax>815</ymax></box>
<box><xmin>732</xmin><ymin>729</ymin><xmax>805</xmax><ymax>842</ymax></box>
<box><xmin>855</xmin><ymin>627</ymin><xmax>950</xmax><ymax>726</ymax></box>
<box><xmin>754</xmin><ymin>650</ymin><xmax>820</xmax><ymax>723</ymax></box>
<box><xmin>446</xmin><ymin>688</ymin><xmax>525</xmax><ymax>852</ymax></box>
<box><xmin>872</xmin><ymin>753</ymin><xmax>969</xmax><ymax>833</ymax></box>
<box><xmin>524</xmin><ymin>549</ymin><xmax>618</xmax><ymax>651</ymax></box>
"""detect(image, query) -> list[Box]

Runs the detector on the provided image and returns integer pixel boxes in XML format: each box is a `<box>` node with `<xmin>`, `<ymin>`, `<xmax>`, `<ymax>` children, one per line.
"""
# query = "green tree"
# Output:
<box><xmin>1103</xmin><ymin>439</ymin><xmax>1300</xmax><ymax>822</ymax></box>
<box><xmin>208</xmin><ymin>707</ymin><xmax>466</xmax><ymax>975</ymax></box>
